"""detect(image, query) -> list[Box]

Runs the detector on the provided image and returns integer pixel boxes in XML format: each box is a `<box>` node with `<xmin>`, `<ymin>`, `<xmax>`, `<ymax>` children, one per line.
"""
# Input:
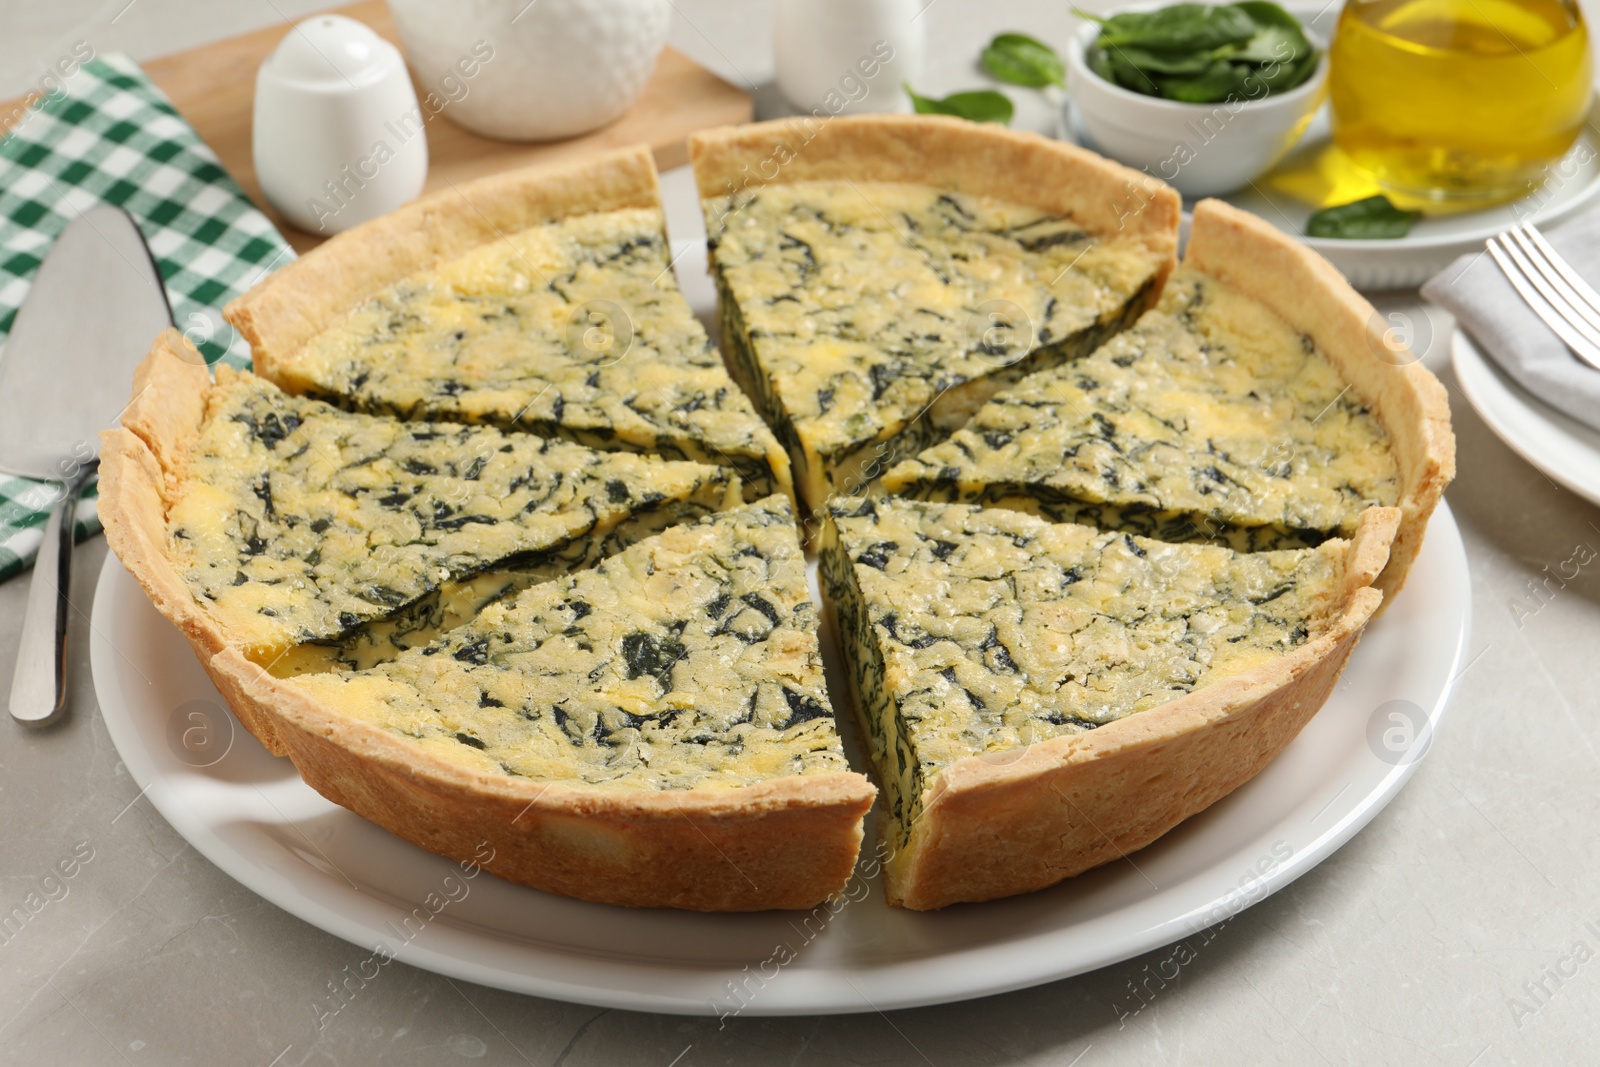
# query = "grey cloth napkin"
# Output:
<box><xmin>1422</xmin><ymin>209</ymin><xmax>1600</xmax><ymax>430</ymax></box>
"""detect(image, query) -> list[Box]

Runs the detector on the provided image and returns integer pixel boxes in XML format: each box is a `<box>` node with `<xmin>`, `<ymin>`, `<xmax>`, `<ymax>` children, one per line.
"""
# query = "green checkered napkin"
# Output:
<box><xmin>0</xmin><ymin>52</ymin><xmax>294</xmax><ymax>581</ymax></box>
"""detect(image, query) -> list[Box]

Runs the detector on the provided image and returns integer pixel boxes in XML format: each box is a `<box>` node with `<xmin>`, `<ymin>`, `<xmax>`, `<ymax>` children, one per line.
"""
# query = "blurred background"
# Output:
<box><xmin>28</xmin><ymin>0</ymin><xmax>1596</xmax><ymax>129</ymax></box>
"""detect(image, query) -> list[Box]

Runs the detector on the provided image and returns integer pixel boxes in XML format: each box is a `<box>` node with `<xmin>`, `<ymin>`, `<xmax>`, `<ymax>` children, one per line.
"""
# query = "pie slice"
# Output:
<box><xmin>689</xmin><ymin>115</ymin><xmax>1181</xmax><ymax>515</ymax></box>
<box><xmin>99</xmin><ymin>330</ymin><xmax>738</xmax><ymax>670</ymax></box>
<box><xmin>820</xmin><ymin>495</ymin><xmax>1396</xmax><ymax>910</ymax></box>
<box><xmin>884</xmin><ymin>199</ymin><xmax>1455</xmax><ymax>598</ymax></box>
<box><xmin>224</xmin><ymin>147</ymin><xmax>791</xmax><ymax>502</ymax></box>
<box><xmin>268</xmin><ymin>500</ymin><xmax>699</xmax><ymax>676</ymax></box>
<box><xmin>209</xmin><ymin>497</ymin><xmax>876</xmax><ymax>911</ymax></box>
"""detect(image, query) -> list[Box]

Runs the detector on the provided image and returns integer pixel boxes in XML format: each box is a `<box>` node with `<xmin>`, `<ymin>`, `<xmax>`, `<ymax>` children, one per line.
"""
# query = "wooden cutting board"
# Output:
<box><xmin>31</xmin><ymin>1</ymin><xmax>752</xmax><ymax>252</ymax></box>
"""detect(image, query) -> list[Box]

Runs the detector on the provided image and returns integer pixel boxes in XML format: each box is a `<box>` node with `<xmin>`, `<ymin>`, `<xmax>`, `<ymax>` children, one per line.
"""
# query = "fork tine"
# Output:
<box><xmin>1487</xmin><ymin>237</ymin><xmax>1600</xmax><ymax>372</ymax></box>
<box><xmin>1508</xmin><ymin>225</ymin><xmax>1600</xmax><ymax>338</ymax></box>
<box><xmin>1518</xmin><ymin>224</ymin><xmax>1600</xmax><ymax>331</ymax></box>
<box><xmin>1494</xmin><ymin>232</ymin><xmax>1600</xmax><ymax>353</ymax></box>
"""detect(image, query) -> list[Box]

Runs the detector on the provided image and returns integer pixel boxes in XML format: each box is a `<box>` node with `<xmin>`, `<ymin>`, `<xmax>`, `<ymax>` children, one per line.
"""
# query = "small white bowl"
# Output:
<box><xmin>1064</xmin><ymin>8</ymin><xmax>1328</xmax><ymax>198</ymax></box>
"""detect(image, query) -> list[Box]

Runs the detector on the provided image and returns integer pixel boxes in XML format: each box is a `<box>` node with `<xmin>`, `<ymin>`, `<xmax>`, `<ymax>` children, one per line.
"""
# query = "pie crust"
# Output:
<box><xmin>97</xmin><ymin>127</ymin><xmax>1453</xmax><ymax>915</ymax></box>
<box><xmin>823</xmin><ymin>505</ymin><xmax>1398</xmax><ymax>911</ymax></box>
<box><xmin>1183</xmin><ymin>199</ymin><xmax>1454</xmax><ymax>600</ymax></box>
<box><xmin>206</xmin><ymin>644</ymin><xmax>875</xmax><ymax>911</ymax></box>
<box><xmin>688</xmin><ymin>114</ymin><xmax>1180</xmax><ymax>254</ymax></box>
<box><xmin>225</xmin><ymin>146</ymin><xmax>665</xmax><ymax>379</ymax></box>
<box><xmin>203</xmin><ymin>643</ymin><xmax>876</xmax><ymax>908</ymax></box>
<box><xmin>99</xmin><ymin>333</ymin><xmax>874</xmax><ymax>910</ymax></box>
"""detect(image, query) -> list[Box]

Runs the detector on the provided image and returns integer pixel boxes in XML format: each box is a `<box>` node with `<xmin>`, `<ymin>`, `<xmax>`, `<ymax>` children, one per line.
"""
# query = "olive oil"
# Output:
<box><xmin>1329</xmin><ymin>0</ymin><xmax>1592</xmax><ymax>204</ymax></box>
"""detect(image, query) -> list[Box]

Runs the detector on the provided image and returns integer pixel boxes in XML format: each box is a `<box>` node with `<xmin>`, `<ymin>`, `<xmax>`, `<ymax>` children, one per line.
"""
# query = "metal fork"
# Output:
<box><xmin>1486</xmin><ymin>223</ymin><xmax>1600</xmax><ymax>372</ymax></box>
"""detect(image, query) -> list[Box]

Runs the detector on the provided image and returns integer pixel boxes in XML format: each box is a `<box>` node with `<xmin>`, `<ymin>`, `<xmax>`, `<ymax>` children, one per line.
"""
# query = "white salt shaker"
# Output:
<box><xmin>773</xmin><ymin>0</ymin><xmax>925</xmax><ymax>116</ymax></box>
<box><xmin>253</xmin><ymin>14</ymin><xmax>428</xmax><ymax>235</ymax></box>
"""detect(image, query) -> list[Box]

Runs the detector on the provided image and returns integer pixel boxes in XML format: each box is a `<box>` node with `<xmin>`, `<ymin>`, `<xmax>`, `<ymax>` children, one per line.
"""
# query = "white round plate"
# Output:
<box><xmin>1453</xmin><ymin>328</ymin><xmax>1600</xmax><ymax>507</ymax></box>
<box><xmin>1224</xmin><ymin>102</ymin><xmax>1600</xmax><ymax>291</ymax></box>
<box><xmin>1060</xmin><ymin>2</ymin><xmax>1600</xmax><ymax>290</ymax></box>
<box><xmin>89</xmin><ymin>503</ymin><xmax>1469</xmax><ymax>1015</ymax></box>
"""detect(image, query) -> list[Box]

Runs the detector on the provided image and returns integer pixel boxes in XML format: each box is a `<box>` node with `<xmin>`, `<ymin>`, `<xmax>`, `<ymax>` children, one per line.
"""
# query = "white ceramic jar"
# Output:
<box><xmin>253</xmin><ymin>14</ymin><xmax>428</xmax><ymax>235</ymax></box>
<box><xmin>386</xmin><ymin>0</ymin><xmax>670</xmax><ymax>141</ymax></box>
<box><xmin>773</xmin><ymin>0</ymin><xmax>924</xmax><ymax>116</ymax></box>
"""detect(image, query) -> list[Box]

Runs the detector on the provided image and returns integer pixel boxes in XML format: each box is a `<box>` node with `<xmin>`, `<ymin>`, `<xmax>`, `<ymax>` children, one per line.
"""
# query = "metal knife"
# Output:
<box><xmin>0</xmin><ymin>205</ymin><xmax>173</xmax><ymax>726</ymax></box>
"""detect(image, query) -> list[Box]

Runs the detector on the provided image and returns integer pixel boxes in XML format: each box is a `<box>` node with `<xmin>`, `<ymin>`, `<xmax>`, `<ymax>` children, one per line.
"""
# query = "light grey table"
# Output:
<box><xmin>3</xmin><ymin>2</ymin><xmax>1599</xmax><ymax>1064</ymax></box>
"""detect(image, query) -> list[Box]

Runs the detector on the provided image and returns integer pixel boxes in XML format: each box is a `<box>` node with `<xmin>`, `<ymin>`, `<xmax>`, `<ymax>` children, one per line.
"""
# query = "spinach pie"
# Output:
<box><xmin>100</xmin><ymin>119</ymin><xmax>1454</xmax><ymax>913</ymax></box>
<box><xmin>821</xmin><ymin>495</ymin><xmax>1396</xmax><ymax>910</ymax></box>
<box><xmin>690</xmin><ymin>116</ymin><xmax>1181</xmax><ymax>516</ymax></box>
<box><xmin>211</xmin><ymin>498</ymin><xmax>875</xmax><ymax>911</ymax></box>
<box><xmin>227</xmin><ymin>146</ymin><xmax>791</xmax><ymax>502</ymax></box>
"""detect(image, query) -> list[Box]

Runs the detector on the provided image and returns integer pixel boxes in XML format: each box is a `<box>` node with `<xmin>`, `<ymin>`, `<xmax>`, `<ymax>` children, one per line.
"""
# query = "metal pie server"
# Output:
<box><xmin>0</xmin><ymin>205</ymin><xmax>172</xmax><ymax>726</ymax></box>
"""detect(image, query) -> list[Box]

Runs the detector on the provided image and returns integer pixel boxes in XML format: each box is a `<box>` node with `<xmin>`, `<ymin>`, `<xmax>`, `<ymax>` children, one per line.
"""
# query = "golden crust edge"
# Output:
<box><xmin>882</xmin><ymin>507</ymin><xmax>1399</xmax><ymax>910</ymax></box>
<box><xmin>1185</xmin><ymin>199</ymin><xmax>1455</xmax><ymax>601</ymax></box>
<box><xmin>117</xmin><ymin>327</ymin><xmax>210</xmax><ymax>495</ymax></box>
<box><xmin>98</xmin><ymin>427</ymin><xmax>228</xmax><ymax>664</ymax></box>
<box><xmin>688</xmin><ymin>114</ymin><xmax>1181</xmax><ymax>264</ymax></box>
<box><xmin>223</xmin><ymin>145</ymin><xmax>663</xmax><ymax>379</ymax></box>
<box><xmin>208</xmin><ymin>646</ymin><xmax>876</xmax><ymax>911</ymax></box>
<box><xmin>100</xmin><ymin>330</ymin><xmax>305</xmax><ymax>753</ymax></box>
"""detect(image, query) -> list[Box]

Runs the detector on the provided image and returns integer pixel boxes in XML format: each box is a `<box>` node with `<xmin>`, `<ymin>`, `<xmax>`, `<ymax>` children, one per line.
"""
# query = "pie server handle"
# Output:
<box><xmin>10</xmin><ymin>463</ymin><xmax>96</xmax><ymax>727</ymax></box>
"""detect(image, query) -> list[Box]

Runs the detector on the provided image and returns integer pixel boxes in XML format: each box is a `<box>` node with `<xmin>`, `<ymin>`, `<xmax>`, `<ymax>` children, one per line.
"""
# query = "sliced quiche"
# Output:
<box><xmin>884</xmin><ymin>199</ymin><xmax>1454</xmax><ymax>598</ymax></box>
<box><xmin>225</xmin><ymin>147</ymin><xmax>791</xmax><ymax>502</ymax></box>
<box><xmin>820</xmin><ymin>495</ymin><xmax>1397</xmax><ymax>910</ymax></box>
<box><xmin>209</xmin><ymin>497</ymin><xmax>876</xmax><ymax>911</ymax></box>
<box><xmin>99</xmin><ymin>330</ymin><xmax>737</xmax><ymax>667</ymax></box>
<box><xmin>97</xmin><ymin>126</ymin><xmax>1458</xmax><ymax>915</ymax></box>
<box><xmin>689</xmin><ymin>116</ymin><xmax>1181</xmax><ymax>515</ymax></box>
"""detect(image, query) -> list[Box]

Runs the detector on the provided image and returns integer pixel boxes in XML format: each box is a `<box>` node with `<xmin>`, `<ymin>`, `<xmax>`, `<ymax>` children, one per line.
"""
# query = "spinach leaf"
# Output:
<box><xmin>905</xmin><ymin>85</ymin><xmax>1016</xmax><ymax>125</ymax></box>
<box><xmin>1107</xmin><ymin>47</ymin><xmax>1164</xmax><ymax>94</ymax></box>
<box><xmin>1106</xmin><ymin>44</ymin><xmax>1217</xmax><ymax>75</ymax></box>
<box><xmin>1305</xmin><ymin>195</ymin><xmax>1423</xmax><ymax>239</ymax></box>
<box><xmin>1287</xmin><ymin>47</ymin><xmax>1322</xmax><ymax>88</ymax></box>
<box><xmin>1228</xmin><ymin>23</ymin><xmax>1309</xmax><ymax>64</ymax></box>
<box><xmin>1257</xmin><ymin>45</ymin><xmax>1321</xmax><ymax>91</ymax></box>
<box><xmin>1090</xmin><ymin>4</ymin><xmax>1259</xmax><ymax>51</ymax></box>
<box><xmin>1159</xmin><ymin>58</ymin><xmax>1252</xmax><ymax>102</ymax></box>
<box><xmin>1230</xmin><ymin>1</ymin><xmax>1305</xmax><ymax>30</ymax></box>
<box><xmin>1087</xmin><ymin>44</ymin><xmax>1117</xmax><ymax>84</ymax></box>
<box><xmin>981</xmin><ymin>33</ymin><xmax>1066</xmax><ymax>87</ymax></box>
<box><xmin>1075</xmin><ymin>1</ymin><xmax>1319</xmax><ymax>103</ymax></box>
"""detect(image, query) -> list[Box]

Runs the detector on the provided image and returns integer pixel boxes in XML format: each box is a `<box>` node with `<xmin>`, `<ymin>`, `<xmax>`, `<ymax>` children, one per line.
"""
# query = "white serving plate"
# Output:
<box><xmin>1453</xmin><ymin>328</ymin><xmax>1600</xmax><ymax>507</ymax></box>
<box><xmin>88</xmin><ymin>199</ymin><xmax>1471</xmax><ymax>1014</ymax></box>
<box><xmin>88</xmin><ymin>503</ymin><xmax>1469</xmax><ymax>1015</ymax></box>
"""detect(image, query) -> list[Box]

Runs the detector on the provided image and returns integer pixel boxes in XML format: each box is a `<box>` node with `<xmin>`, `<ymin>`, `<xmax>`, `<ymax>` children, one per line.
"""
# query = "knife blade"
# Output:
<box><xmin>0</xmin><ymin>205</ymin><xmax>174</xmax><ymax>726</ymax></box>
